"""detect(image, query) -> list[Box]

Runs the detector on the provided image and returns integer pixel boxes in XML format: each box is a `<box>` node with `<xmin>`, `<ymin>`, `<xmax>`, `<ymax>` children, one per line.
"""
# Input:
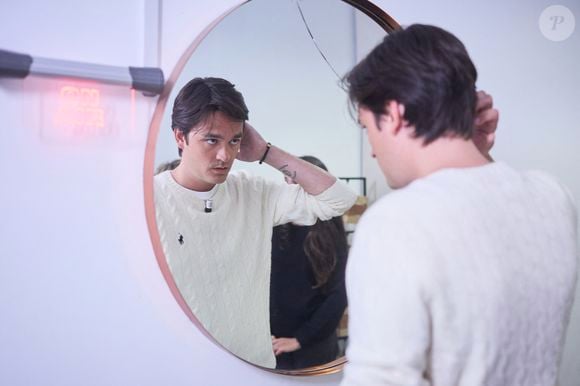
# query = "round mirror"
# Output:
<box><xmin>144</xmin><ymin>0</ymin><xmax>399</xmax><ymax>375</ymax></box>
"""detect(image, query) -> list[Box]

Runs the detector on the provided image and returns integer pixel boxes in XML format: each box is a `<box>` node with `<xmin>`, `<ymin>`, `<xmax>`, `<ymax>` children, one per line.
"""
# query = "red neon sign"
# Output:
<box><xmin>53</xmin><ymin>85</ymin><xmax>106</xmax><ymax>134</ymax></box>
<box><xmin>37</xmin><ymin>80</ymin><xmax>141</xmax><ymax>144</ymax></box>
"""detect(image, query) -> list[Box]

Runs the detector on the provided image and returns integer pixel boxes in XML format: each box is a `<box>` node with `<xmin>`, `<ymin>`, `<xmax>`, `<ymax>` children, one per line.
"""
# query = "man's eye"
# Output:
<box><xmin>230</xmin><ymin>138</ymin><xmax>241</xmax><ymax>145</ymax></box>
<box><xmin>205</xmin><ymin>138</ymin><xmax>218</xmax><ymax>145</ymax></box>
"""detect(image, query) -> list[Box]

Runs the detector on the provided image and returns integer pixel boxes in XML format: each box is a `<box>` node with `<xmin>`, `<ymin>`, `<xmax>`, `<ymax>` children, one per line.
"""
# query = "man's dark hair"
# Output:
<box><xmin>171</xmin><ymin>77</ymin><xmax>249</xmax><ymax>156</ymax></box>
<box><xmin>345</xmin><ymin>24</ymin><xmax>478</xmax><ymax>144</ymax></box>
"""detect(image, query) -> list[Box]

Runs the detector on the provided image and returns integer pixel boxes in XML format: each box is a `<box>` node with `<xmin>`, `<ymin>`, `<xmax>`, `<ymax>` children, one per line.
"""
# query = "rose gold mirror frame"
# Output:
<box><xmin>143</xmin><ymin>0</ymin><xmax>400</xmax><ymax>377</ymax></box>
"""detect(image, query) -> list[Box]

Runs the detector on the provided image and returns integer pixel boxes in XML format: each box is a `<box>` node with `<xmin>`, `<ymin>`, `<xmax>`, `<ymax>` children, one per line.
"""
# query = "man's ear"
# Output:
<box><xmin>174</xmin><ymin>128</ymin><xmax>186</xmax><ymax>150</ymax></box>
<box><xmin>381</xmin><ymin>100</ymin><xmax>406</xmax><ymax>135</ymax></box>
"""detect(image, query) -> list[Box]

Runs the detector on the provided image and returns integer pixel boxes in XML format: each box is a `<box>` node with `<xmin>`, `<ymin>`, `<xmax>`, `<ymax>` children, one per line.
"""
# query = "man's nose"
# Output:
<box><xmin>216</xmin><ymin>145</ymin><xmax>234</xmax><ymax>162</ymax></box>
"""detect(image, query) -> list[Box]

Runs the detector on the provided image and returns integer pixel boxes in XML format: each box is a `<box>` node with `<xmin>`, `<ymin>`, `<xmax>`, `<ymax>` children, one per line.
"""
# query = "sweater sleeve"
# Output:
<box><xmin>341</xmin><ymin>203</ymin><xmax>432</xmax><ymax>386</ymax></box>
<box><xmin>271</xmin><ymin>179</ymin><xmax>357</xmax><ymax>227</ymax></box>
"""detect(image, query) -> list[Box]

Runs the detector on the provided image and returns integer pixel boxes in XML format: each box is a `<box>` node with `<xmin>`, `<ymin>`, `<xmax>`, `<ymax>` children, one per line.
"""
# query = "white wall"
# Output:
<box><xmin>1</xmin><ymin>0</ymin><xmax>578</xmax><ymax>385</ymax></box>
<box><xmin>0</xmin><ymin>0</ymin><xmax>341</xmax><ymax>385</ymax></box>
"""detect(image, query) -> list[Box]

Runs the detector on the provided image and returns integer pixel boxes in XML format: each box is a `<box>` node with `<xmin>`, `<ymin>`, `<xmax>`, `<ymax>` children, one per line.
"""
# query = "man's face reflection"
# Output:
<box><xmin>178</xmin><ymin>111</ymin><xmax>243</xmax><ymax>191</ymax></box>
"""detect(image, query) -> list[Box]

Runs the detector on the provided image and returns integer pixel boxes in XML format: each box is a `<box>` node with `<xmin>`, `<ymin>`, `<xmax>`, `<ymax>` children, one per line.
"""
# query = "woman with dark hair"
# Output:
<box><xmin>270</xmin><ymin>156</ymin><xmax>349</xmax><ymax>370</ymax></box>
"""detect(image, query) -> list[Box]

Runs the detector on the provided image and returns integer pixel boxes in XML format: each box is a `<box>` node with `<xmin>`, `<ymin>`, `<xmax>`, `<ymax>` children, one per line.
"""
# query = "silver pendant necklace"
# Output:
<box><xmin>203</xmin><ymin>185</ymin><xmax>219</xmax><ymax>213</ymax></box>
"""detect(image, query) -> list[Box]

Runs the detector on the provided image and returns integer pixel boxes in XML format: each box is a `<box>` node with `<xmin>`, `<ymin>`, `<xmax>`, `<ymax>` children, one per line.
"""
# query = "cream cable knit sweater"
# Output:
<box><xmin>154</xmin><ymin>170</ymin><xmax>357</xmax><ymax>368</ymax></box>
<box><xmin>343</xmin><ymin>162</ymin><xmax>578</xmax><ymax>386</ymax></box>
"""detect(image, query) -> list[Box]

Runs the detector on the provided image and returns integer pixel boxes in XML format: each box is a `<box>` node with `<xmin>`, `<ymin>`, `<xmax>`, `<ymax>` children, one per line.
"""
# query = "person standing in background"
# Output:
<box><xmin>270</xmin><ymin>156</ymin><xmax>349</xmax><ymax>370</ymax></box>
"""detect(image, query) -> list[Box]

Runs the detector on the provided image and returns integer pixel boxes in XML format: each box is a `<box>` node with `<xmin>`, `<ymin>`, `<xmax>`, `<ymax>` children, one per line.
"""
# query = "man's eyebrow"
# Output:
<box><xmin>201</xmin><ymin>133</ymin><xmax>223</xmax><ymax>139</ymax></box>
<box><xmin>201</xmin><ymin>131</ymin><xmax>243</xmax><ymax>140</ymax></box>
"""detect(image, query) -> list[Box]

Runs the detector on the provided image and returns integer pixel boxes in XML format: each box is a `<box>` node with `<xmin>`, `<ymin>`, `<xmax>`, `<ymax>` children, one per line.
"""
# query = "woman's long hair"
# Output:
<box><xmin>279</xmin><ymin>156</ymin><xmax>348</xmax><ymax>289</ymax></box>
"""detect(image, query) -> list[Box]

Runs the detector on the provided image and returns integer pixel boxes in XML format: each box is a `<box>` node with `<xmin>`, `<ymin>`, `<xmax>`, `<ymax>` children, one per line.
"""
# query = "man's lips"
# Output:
<box><xmin>210</xmin><ymin>166</ymin><xmax>230</xmax><ymax>174</ymax></box>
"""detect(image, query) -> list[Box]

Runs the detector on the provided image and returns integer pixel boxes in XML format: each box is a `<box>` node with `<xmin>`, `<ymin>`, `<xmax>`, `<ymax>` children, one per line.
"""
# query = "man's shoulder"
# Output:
<box><xmin>524</xmin><ymin>169</ymin><xmax>572</xmax><ymax>196</ymax></box>
<box><xmin>355</xmin><ymin>174</ymin><xmax>462</xmax><ymax>233</ymax></box>
<box><xmin>153</xmin><ymin>170</ymin><xmax>170</xmax><ymax>190</ymax></box>
<box><xmin>356</xmin><ymin>189</ymin><xmax>416</xmax><ymax>232</ymax></box>
<box><xmin>226</xmin><ymin>170</ymin><xmax>281</xmax><ymax>192</ymax></box>
<box><xmin>367</xmin><ymin>182</ymin><xmax>430</xmax><ymax>214</ymax></box>
<box><xmin>523</xmin><ymin>169</ymin><xmax>577</xmax><ymax>215</ymax></box>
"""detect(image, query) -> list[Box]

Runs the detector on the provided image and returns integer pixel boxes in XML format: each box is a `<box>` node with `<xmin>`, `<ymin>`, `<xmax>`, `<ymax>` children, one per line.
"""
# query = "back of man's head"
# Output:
<box><xmin>171</xmin><ymin>77</ymin><xmax>249</xmax><ymax>155</ymax></box>
<box><xmin>346</xmin><ymin>24</ymin><xmax>478</xmax><ymax>144</ymax></box>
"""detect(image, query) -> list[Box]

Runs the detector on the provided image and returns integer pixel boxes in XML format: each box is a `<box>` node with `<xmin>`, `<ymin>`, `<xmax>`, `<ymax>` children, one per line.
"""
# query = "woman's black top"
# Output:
<box><xmin>270</xmin><ymin>219</ymin><xmax>348</xmax><ymax>369</ymax></box>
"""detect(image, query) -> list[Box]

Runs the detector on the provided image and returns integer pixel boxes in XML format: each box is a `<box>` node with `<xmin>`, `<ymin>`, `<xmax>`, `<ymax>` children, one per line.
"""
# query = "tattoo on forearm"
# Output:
<box><xmin>278</xmin><ymin>164</ymin><xmax>297</xmax><ymax>180</ymax></box>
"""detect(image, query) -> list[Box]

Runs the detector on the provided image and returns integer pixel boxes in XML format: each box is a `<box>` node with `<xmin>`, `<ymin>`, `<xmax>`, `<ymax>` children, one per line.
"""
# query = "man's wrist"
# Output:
<box><xmin>259</xmin><ymin>142</ymin><xmax>272</xmax><ymax>164</ymax></box>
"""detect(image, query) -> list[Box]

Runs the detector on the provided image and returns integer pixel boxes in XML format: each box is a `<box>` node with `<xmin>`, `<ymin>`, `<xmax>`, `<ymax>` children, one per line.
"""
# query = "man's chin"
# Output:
<box><xmin>208</xmin><ymin>169</ymin><xmax>230</xmax><ymax>183</ymax></box>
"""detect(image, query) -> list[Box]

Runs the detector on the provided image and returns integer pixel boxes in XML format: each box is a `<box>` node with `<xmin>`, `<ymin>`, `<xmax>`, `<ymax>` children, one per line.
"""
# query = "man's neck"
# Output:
<box><xmin>413</xmin><ymin>136</ymin><xmax>491</xmax><ymax>181</ymax></box>
<box><xmin>170</xmin><ymin>166</ymin><xmax>215</xmax><ymax>192</ymax></box>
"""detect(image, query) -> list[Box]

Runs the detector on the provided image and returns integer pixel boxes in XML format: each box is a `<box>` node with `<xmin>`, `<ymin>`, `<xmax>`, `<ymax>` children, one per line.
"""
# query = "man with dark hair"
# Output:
<box><xmin>154</xmin><ymin>77</ymin><xmax>358</xmax><ymax>368</ymax></box>
<box><xmin>342</xmin><ymin>24</ymin><xmax>577</xmax><ymax>385</ymax></box>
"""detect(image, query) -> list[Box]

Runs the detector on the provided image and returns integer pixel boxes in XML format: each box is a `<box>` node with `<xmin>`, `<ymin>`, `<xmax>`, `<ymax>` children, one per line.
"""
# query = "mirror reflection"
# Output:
<box><xmin>153</xmin><ymin>0</ymin><xmax>387</xmax><ymax>370</ymax></box>
<box><xmin>270</xmin><ymin>155</ymin><xmax>349</xmax><ymax>369</ymax></box>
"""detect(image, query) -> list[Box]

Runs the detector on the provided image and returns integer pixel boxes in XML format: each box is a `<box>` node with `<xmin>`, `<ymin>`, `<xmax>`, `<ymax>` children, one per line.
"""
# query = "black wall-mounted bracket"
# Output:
<box><xmin>0</xmin><ymin>49</ymin><xmax>165</xmax><ymax>96</ymax></box>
